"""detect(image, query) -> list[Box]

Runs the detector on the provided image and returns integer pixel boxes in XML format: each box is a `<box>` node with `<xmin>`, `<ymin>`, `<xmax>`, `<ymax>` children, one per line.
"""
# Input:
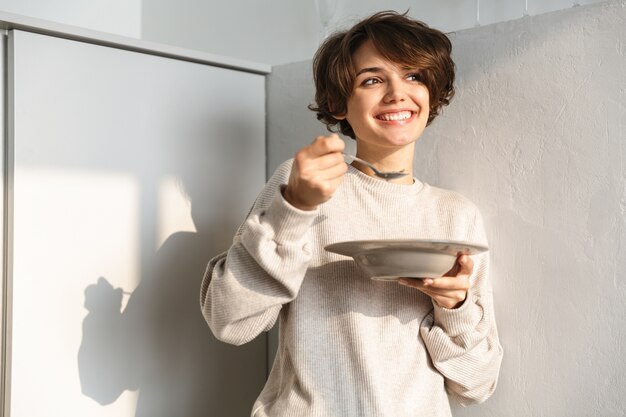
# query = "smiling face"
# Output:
<box><xmin>337</xmin><ymin>40</ymin><xmax>430</xmax><ymax>152</ymax></box>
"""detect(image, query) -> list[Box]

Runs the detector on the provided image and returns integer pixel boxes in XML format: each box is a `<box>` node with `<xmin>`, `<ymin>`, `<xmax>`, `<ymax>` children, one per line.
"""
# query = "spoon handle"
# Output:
<box><xmin>341</xmin><ymin>152</ymin><xmax>408</xmax><ymax>180</ymax></box>
<box><xmin>342</xmin><ymin>153</ymin><xmax>373</xmax><ymax>169</ymax></box>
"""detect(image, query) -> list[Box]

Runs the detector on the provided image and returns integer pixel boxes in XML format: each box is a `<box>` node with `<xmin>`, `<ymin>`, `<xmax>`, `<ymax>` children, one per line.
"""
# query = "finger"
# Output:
<box><xmin>398</xmin><ymin>276</ymin><xmax>469</xmax><ymax>291</ymax></box>
<box><xmin>294</xmin><ymin>142</ymin><xmax>343</xmax><ymax>173</ymax></box>
<box><xmin>308</xmin><ymin>151</ymin><xmax>345</xmax><ymax>171</ymax></box>
<box><xmin>398</xmin><ymin>278</ymin><xmax>463</xmax><ymax>296</ymax></box>
<box><xmin>399</xmin><ymin>282</ymin><xmax>467</xmax><ymax>309</ymax></box>
<box><xmin>414</xmin><ymin>285</ymin><xmax>466</xmax><ymax>300</ymax></box>
<box><xmin>457</xmin><ymin>254</ymin><xmax>474</xmax><ymax>276</ymax></box>
<box><xmin>422</xmin><ymin>275</ymin><xmax>470</xmax><ymax>291</ymax></box>
<box><xmin>318</xmin><ymin>159</ymin><xmax>349</xmax><ymax>180</ymax></box>
<box><xmin>442</xmin><ymin>254</ymin><xmax>473</xmax><ymax>277</ymax></box>
<box><xmin>308</xmin><ymin>134</ymin><xmax>345</xmax><ymax>157</ymax></box>
<box><xmin>399</xmin><ymin>278</ymin><xmax>469</xmax><ymax>309</ymax></box>
<box><xmin>397</xmin><ymin>278</ymin><xmax>425</xmax><ymax>290</ymax></box>
<box><xmin>297</xmin><ymin>157</ymin><xmax>347</xmax><ymax>186</ymax></box>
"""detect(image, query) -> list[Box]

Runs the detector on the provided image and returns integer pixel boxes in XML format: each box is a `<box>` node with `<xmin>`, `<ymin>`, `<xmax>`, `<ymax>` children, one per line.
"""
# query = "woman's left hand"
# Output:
<box><xmin>398</xmin><ymin>254</ymin><xmax>474</xmax><ymax>309</ymax></box>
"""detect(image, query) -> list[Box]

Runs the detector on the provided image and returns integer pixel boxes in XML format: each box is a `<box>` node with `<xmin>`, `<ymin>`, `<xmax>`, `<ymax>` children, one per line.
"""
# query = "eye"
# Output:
<box><xmin>361</xmin><ymin>77</ymin><xmax>381</xmax><ymax>86</ymax></box>
<box><xmin>406</xmin><ymin>73</ymin><xmax>423</xmax><ymax>82</ymax></box>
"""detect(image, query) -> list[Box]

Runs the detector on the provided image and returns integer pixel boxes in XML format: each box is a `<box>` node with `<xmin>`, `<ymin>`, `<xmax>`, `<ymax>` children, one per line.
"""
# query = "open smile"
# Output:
<box><xmin>374</xmin><ymin>110</ymin><xmax>416</xmax><ymax>123</ymax></box>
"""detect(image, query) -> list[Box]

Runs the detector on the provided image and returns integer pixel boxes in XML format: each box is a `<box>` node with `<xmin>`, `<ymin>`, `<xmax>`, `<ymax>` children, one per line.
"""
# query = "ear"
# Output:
<box><xmin>328</xmin><ymin>99</ymin><xmax>347</xmax><ymax>120</ymax></box>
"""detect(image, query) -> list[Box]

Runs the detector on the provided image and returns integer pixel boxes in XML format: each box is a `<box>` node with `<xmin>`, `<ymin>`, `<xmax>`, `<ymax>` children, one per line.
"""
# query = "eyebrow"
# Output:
<box><xmin>355</xmin><ymin>67</ymin><xmax>382</xmax><ymax>77</ymax></box>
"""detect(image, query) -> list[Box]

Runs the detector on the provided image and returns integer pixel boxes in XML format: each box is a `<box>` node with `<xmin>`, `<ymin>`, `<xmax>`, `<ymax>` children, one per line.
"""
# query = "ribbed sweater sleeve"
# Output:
<box><xmin>200</xmin><ymin>160</ymin><xmax>318</xmax><ymax>345</ymax></box>
<box><xmin>419</xmin><ymin>209</ymin><xmax>503</xmax><ymax>405</ymax></box>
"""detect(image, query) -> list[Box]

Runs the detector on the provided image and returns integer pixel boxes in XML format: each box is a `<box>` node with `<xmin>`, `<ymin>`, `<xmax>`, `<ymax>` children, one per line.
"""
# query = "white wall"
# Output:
<box><xmin>0</xmin><ymin>0</ymin><xmax>612</xmax><ymax>65</ymax></box>
<box><xmin>0</xmin><ymin>0</ymin><xmax>142</xmax><ymax>38</ymax></box>
<box><xmin>267</xmin><ymin>1</ymin><xmax>626</xmax><ymax>415</ymax></box>
<box><xmin>8</xmin><ymin>29</ymin><xmax>267</xmax><ymax>417</ymax></box>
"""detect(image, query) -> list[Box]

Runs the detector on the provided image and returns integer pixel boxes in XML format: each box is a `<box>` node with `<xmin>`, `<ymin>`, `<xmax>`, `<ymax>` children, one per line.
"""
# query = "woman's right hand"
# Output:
<box><xmin>283</xmin><ymin>134</ymin><xmax>348</xmax><ymax>211</ymax></box>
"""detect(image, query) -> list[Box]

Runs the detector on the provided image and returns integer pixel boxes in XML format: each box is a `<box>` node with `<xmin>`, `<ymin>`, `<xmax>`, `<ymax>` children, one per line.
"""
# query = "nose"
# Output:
<box><xmin>383</xmin><ymin>78</ymin><xmax>406</xmax><ymax>103</ymax></box>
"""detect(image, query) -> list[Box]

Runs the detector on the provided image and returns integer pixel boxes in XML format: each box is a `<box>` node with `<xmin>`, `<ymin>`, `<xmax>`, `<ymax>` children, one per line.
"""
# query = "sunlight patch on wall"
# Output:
<box><xmin>11</xmin><ymin>168</ymin><xmax>140</xmax><ymax>417</ymax></box>
<box><xmin>157</xmin><ymin>175</ymin><xmax>197</xmax><ymax>250</ymax></box>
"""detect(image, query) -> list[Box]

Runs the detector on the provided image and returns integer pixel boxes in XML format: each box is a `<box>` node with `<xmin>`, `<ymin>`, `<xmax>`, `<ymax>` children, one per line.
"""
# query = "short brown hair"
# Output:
<box><xmin>309</xmin><ymin>10</ymin><xmax>455</xmax><ymax>139</ymax></box>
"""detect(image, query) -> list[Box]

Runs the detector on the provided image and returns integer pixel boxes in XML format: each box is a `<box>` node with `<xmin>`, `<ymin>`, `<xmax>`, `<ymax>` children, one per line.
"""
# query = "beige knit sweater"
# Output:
<box><xmin>201</xmin><ymin>160</ymin><xmax>502</xmax><ymax>417</ymax></box>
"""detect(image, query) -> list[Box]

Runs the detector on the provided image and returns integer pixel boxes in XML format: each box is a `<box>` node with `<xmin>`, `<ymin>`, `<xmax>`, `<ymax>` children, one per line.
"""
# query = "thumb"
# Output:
<box><xmin>458</xmin><ymin>255</ymin><xmax>474</xmax><ymax>276</ymax></box>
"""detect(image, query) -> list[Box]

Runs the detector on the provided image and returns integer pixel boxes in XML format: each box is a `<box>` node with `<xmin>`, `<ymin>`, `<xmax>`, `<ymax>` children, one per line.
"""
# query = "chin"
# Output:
<box><xmin>386</xmin><ymin>132</ymin><xmax>424</xmax><ymax>146</ymax></box>
<box><xmin>381</xmin><ymin>128</ymin><xmax>426</xmax><ymax>146</ymax></box>
<box><xmin>367</xmin><ymin>137</ymin><xmax>418</xmax><ymax>149</ymax></box>
<box><xmin>355</xmin><ymin>126</ymin><xmax>426</xmax><ymax>148</ymax></box>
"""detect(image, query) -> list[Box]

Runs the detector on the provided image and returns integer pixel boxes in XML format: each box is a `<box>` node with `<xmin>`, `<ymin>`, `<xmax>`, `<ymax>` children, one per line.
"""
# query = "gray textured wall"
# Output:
<box><xmin>267</xmin><ymin>1</ymin><xmax>626</xmax><ymax>415</ymax></box>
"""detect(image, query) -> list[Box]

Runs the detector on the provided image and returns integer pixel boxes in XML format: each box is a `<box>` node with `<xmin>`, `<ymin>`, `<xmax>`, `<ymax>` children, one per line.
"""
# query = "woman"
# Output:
<box><xmin>201</xmin><ymin>11</ymin><xmax>503</xmax><ymax>417</ymax></box>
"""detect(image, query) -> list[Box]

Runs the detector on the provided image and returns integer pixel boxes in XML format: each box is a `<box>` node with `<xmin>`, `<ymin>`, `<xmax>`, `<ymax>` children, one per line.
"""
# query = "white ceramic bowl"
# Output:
<box><xmin>324</xmin><ymin>239</ymin><xmax>488</xmax><ymax>281</ymax></box>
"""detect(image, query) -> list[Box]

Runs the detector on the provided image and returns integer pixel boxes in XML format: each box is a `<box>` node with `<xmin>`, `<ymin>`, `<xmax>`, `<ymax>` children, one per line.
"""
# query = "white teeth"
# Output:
<box><xmin>377</xmin><ymin>111</ymin><xmax>412</xmax><ymax>121</ymax></box>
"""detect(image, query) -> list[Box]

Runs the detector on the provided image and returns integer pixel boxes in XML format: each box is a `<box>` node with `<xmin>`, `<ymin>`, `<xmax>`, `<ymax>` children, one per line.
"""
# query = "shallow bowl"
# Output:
<box><xmin>324</xmin><ymin>239</ymin><xmax>488</xmax><ymax>281</ymax></box>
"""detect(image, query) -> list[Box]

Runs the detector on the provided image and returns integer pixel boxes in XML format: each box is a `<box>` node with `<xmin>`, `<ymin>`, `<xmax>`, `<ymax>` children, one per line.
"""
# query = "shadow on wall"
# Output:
<box><xmin>76</xmin><ymin>120</ymin><xmax>266</xmax><ymax>417</ymax></box>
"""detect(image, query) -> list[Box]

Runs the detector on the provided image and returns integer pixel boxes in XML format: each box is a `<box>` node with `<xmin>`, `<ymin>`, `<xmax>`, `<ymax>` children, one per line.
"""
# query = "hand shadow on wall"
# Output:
<box><xmin>77</xmin><ymin>126</ymin><xmax>266</xmax><ymax>417</ymax></box>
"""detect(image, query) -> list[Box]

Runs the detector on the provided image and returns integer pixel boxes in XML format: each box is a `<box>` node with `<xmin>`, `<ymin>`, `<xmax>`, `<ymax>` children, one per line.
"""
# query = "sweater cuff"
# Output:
<box><xmin>432</xmin><ymin>293</ymin><xmax>483</xmax><ymax>337</ymax></box>
<box><xmin>261</xmin><ymin>184</ymin><xmax>319</xmax><ymax>243</ymax></box>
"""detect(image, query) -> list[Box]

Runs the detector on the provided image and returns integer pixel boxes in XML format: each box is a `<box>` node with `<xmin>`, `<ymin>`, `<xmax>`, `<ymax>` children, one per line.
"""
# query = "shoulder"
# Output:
<box><xmin>422</xmin><ymin>184</ymin><xmax>480</xmax><ymax>216</ymax></box>
<box><xmin>245</xmin><ymin>159</ymin><xmax>293</xmax><ymax>212</ymax></box>
<box><xmin>256</xmin><ymin>159</ymin><xmax>293</xmax><ymax>192</ymax></box>
<box><xmin>420</xmin><ymin>184</ymin><xmax>487</xmax><ymax>244</ymax></box>
<box><xmin>269</xmin><ymin>159</ymin><xmax>293</xmax><ymax>184</ymax></box>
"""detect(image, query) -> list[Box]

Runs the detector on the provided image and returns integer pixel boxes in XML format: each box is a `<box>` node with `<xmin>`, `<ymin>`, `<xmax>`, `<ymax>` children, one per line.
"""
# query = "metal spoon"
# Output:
<box><xmin>342</xmin><ymin>153</ymin><xmax>409</xmax><ymax>180</ymax></box>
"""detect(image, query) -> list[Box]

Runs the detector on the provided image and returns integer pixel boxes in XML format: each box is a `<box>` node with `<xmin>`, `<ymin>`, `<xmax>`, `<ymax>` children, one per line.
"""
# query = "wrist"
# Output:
<box><xmin>434</xmin><ymin>292</ymin><xmax>467</xmax><ymax>310</ymax></box>
<box><xmin>282</xmin><ymin>186</ymin><xmax>318</xmax><ymax>211</ymax></box>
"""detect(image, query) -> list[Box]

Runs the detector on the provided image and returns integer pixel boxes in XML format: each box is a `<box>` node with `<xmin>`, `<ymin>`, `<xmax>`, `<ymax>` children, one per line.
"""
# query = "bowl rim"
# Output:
<box><xmin>324</xmin><ymin>238</ymin><xmax>488</xmax><ymax>257</ymax></box>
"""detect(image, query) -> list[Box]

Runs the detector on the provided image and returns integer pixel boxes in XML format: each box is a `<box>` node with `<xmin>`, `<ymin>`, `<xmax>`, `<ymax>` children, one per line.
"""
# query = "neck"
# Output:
<box><xmin>353</xmin><ymin>142</ymin><xmax>415</xmax><ymax>185</ymax></box>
